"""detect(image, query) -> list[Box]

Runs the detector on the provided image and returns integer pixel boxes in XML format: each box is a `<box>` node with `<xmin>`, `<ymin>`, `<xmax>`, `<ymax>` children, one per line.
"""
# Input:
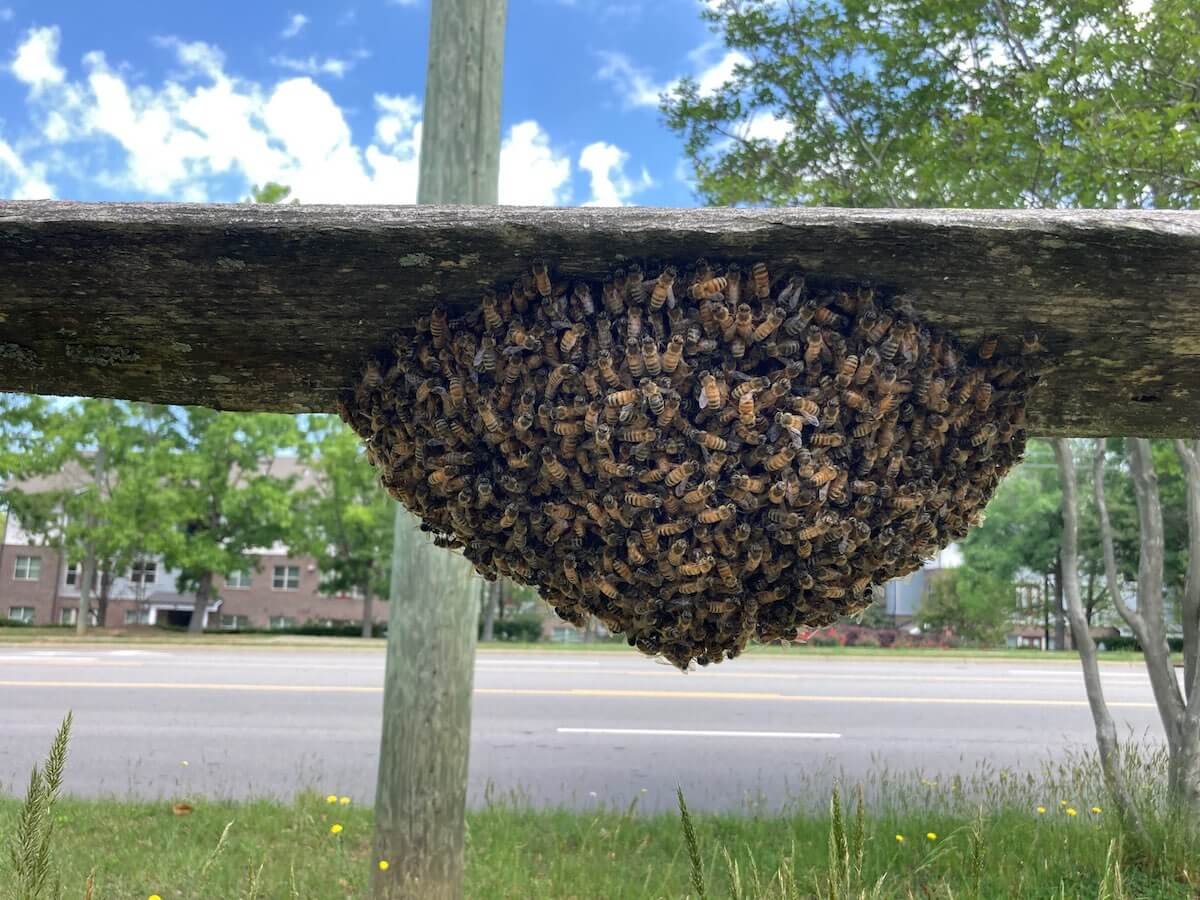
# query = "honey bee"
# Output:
<box><xmin>699</xmin><ymin>372</ymin><xmax>723</xmax><ymax>410</ymax></box>
<box><xmin>649</xmin><ymin>266</ymin><xmax>677</xmax><ymax>312</ymax></box>
<box><xmin>531</xmin><ymin>259</ymin><xmax>552</xmax><ymax>298</ymax></box>
<box><xmin>626</xmin><ymin>264</ymin><xmax>646</xmax><ymax>306</ymax></box>
<box><xmin>750</xmin><ymin>261</ymin><xmax>770</xmax><ymax>299</ymax></box>
<box><xmin>764</xmin><ymin>446</ymin><xmax>795</xmax><ymax>472</ymax></box>
<box><xmin>540</xmin><ymin>446</ymin><xmax>568</xmax><ymax>483</ymax></box>
<box><xmin>682</xmin><ymin>480</ymin><xmax>717</xmax><ymax>504</ymax></box>
<box><xmin>752</xmin><ymin>308</ymin><xmax>786</xmax><ymax>343</ymax></box>
<box><xmin>642</xmin><ymin>336</ymin><xmax>662</xmax><ymax>376</ymax></box>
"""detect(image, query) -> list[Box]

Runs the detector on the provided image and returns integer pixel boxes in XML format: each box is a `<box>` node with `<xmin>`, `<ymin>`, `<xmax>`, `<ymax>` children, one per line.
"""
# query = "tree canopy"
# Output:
<box><xmin>664</xmin><ymin>0</ymin><xmax>1200</xmax><ymax>209</ymax></box>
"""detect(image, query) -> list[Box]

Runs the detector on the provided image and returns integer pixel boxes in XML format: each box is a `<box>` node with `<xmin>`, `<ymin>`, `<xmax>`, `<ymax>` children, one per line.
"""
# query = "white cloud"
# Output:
<box><xmin>387</xmin><ymin>0</ymin><xmax>421</xmax><ymax>6</ymax></box>
<box><xmin>270</xmin><ymin>54</ymin><xmax>355</xmax><ymax>78</ymax></box>
<box><xmin>695</xmin><ymin>50</ymin><xmax>748</xmax><ymax>95</ymax></box>
<box><xmin>743</xmin><ymin>110</ymin><xmax>790</xmax><ymax>143</ymax></box>
<box><xmin>498</xmin><ymin>121</ymin><xmax>571</xmax><ymax>205</ymax></box>
<box><xmin>597</xmin><ymin>47</ymin><xmax>749</xmax><ymax>111</ymax></box>
<box><xmin>11</xmin><ymin>26</ymin><xmax>65</xmax><ymax>91</ymax></box>
<box><xmin>596</xmin><ymin>51</ymin><xmax>667</xmax><ymax>109</ymax></box>
<box><xmin>6</xmin><ymin>28</ymin><xmax>587</xmax><ymax>207</ymax></box>
<box><xmin>0</xmin><ymin>138</ymin><xmax>52</xmax><ymax>198</ymax></box>
<box><xmin>578</xmin><ymin>141</ymin><xmax>651</xmax><ymax>206</ymax></box>
<box><xmin>281</xmin><ymin>13</ymin><xmax>309</xmax><ymax>39</ymax></box>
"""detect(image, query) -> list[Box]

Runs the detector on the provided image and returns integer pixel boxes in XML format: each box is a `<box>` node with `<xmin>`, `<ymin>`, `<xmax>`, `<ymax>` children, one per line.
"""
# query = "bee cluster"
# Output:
<box><xmin>340</xmin><ymin>259</ymin><xmax>1037</xmax><ymax>669</ymax></box>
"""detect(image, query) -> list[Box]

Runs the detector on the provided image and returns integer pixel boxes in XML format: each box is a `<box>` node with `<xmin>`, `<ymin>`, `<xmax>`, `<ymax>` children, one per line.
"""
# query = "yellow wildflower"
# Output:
<box><xmin>339</xmin><ymin>796</ymin><xmax>351</xmax><ymax>806</ymax></box>
<box><xmin>1091</xmin><ymin>806</ymin><xmax>1102</xmax><ymax>814</ymax></box>
<box><xmin>378</xmin><ymin>860</ymin><xmax>390</xmax><ymax>871</ymax></box>
<box><xmin>895</xmin><ymin>834</ymin><xmax>905</xmax><ymax>843</ymax></box>
<box><xmin>1060</xmin><ymin>800</ymin><xmax>1068</xmax><ymax>806</ymax></box>
<box><xmin>1036</xmin><ymin>806</ymin><xmax>1046</xmax><ymax>814</ymax></box>
<box><xmin>1066</xmin><ymin>808</ymin><xmax>1078</xmax><ymax>817</ymax></box>
<box><xmin>149</xmin><ymin>895</ymin><xmax>162</xmax><ymax>900</ymax></box>
<box><xmin>330</xmin><ymin>823</ymin><xmax>344</xmax><ymax>835</ymax></box>
<box><xmin>926</xmin><ymin>832</ymin><xmax>937</xmax><ymax>841</ymax></box>
<box><xmin>326</xmin><ymin>794</ymin><xmax>337</xmax><ymax>804</ymax></box>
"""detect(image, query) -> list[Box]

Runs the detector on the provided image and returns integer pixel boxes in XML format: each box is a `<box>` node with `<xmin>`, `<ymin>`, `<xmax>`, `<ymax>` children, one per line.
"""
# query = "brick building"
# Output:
<box><xmin>0</xmin><ymin>458</ymin><xmax>386</xmax><ymax>630</ymax></box>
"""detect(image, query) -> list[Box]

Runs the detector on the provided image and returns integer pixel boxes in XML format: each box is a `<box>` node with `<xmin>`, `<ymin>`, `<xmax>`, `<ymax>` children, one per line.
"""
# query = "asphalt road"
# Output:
<box><xmin>0</xmin><ymin>645</ymin><xmax>1168</xmax><ymax>812</ymax></box>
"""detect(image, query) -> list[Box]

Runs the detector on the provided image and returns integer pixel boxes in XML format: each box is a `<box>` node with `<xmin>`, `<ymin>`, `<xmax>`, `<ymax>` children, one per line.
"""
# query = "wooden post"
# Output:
<box><xmin>372</xmin><ymin>1</ymin><xmax>506</xmax><ymax>897</ymax></box>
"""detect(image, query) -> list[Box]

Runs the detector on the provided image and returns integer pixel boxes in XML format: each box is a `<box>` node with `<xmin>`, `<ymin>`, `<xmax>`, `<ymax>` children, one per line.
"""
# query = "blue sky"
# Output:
<box><xmin>0</xmin><ymin>0</ymin><xmax>770</xmax><ymax>208</ymax></box>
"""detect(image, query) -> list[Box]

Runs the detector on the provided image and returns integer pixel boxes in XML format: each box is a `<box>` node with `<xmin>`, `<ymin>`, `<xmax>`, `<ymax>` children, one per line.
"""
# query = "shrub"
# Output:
<box><xmin>490</xmin><ymin>614</ymin><xmax>543</xmax><ymax>643</ymax></box>
<box><xmin>0</xmin><ymin>617</ymin><xmax>32</xmax><ymax>628</ymax></box>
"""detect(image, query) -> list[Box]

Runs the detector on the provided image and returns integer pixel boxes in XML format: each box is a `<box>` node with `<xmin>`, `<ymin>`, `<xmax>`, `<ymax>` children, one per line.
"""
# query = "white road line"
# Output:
<box><xmin>557</xmin><ymin>727</ymin><xmax>841</xmax><ymax>739</ymax></box>
<box><xmin>476</xmin><ymin>659</ymin><xmax>601</xmax><ymax>667</ymax></box>
<box><xmin>1007</xmin><ymin>669</ymin><xmax>1145</xmax><ymax>678</ymax></box>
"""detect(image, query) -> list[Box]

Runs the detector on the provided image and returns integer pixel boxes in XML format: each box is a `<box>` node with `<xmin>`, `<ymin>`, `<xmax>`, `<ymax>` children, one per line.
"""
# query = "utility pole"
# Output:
<box><xmin>371</xmin><ymin>2</ymin><xmax>507</xmax><ymax>898</ymax></box>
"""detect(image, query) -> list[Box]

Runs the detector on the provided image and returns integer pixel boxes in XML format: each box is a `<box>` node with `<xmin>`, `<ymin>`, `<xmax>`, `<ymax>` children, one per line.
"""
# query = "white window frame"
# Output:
<box><xmin>59</xmin><ymin>607</ymin><xmax>77</xmax><ymax>626</ymax></box>
<box><xmin>8</xmin><ymin>606</ymin><xmax>34</xmax><ymax>623</ymax></box>
<box><xmin>225</xmin><ymin>570</ymin><xmax>252</xmax><ymax>589</ymax></box>
<box><xmin>220</xmin><ymin>614</ymin><xmax>250</xmax><ymax>630</ymax></box>
<box><xmin>129</xmin><ymin>559</ymin><xmax>157</xmax><ymax>586</ymax></box>
<box><xmin>64</xmin><ymin>564</ymin><xmax>100</xmax><ymax>590</ymax></box>
<box><xmin>269</xmin><ymin>615</ymin><xmax>296</xmax><ymax>630</ymax></box>
<box><xmin>272</xmin><ymin>565</ymin><xmax>300</xmax><ymax>591</ymax></box>
<box><xmin>13</xmin><ymin>556</ymin><xmax>41</xmax><ymax>581</ymax></box>
<box><xmin>123</xmin><ymin>608</ymin><xmax>150</xmax><ymax>626</ymax></box>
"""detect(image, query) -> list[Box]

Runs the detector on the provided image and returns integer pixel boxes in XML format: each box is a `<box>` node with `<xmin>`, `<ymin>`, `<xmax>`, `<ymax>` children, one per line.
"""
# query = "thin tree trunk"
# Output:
<box><xmin>480</xmin><ymin>580</ymin><xmax>498</xmax><ymax>643</ymax></box>
<box><xmin>361</xmin><ymin>581</ymin><xmax>373</xmax><ymax>639</ymax></box>
<box><xmin>189</xmin><ymin>570</ymin><xmax>211</xmax><ymax>633</ymax></box>
<box><xmin>1096</xmin><ymin>438</ymin><xmax>1199</xmax><ymax>816</ymax></box>
<box><xmin>1054</xmin><ymin>550</ymin><xmax>1066</xmax><ymax>650</ymax></box>
<box><xmin>1054</xmin><ymin>439</ymin><xmax>1150</xmax><ymax>850</ymax></box>
<box><xmin>1042</xmin><ymin>571</ymin><xmax>1050</xmax><ymax>651</ymax></box>
<box><xmin>97</xmin><ymin>568</ymin><xmax>112</xmax><ymax>628</ymax></box>
<box><xmin>1173</xmin><ymin>440</ymin><xmax>1200</xmax><ymax>705</ymax></box>
<box><xmin>76</xmin><ymin>546</ymin><xmax>94</xmax><ymax>635</ymax></box>
<box><xmin>1085</xmin><ymin>569</ymin><xmax>1096</xmax><ymax>626</ymax></box>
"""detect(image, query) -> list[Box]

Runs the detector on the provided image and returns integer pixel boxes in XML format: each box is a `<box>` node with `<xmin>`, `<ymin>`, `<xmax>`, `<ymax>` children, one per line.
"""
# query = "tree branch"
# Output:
<box><xmin>1174</xmin><ymin>438</ymin><xmax>1200</xmax><ymax>711</ymax></box>
<box><xmin>1093</xmin><ymin>438</ymin><xmax>1145</xmax><ymax>632</ymax></box>
<box><xmin>1056</xmin><ymin>438</ymin><xmax>1150</xmax><ymax>847</ymax></box>
<box><xmin>1128</xmin><ymin>437</ymin><xmax>1187</xmax><ymax>724</ymax></box>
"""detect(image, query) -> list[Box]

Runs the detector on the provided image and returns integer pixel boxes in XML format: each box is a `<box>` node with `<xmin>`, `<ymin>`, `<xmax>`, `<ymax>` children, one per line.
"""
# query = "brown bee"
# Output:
<box><xmin>750</xmin><ymin>261</ymin><xmax>770</xmax><ymax>299</ymax></box>
<box><xmin>642</xmin><ymin>336</ymin><xmax>662</xmax><ymax>376</ymax></box>
<box><xmin>649</xmin><ymin>266</ymin><xmax>677</xmax><ymax>312</ymax></box>
<box><xmin>699</xmin><ymin>372</ymin><xmax>723</xmax><ymax>410</ymax></box>
<box><xmin>752</xmin><ymin>308</ymin><xmax>786</xmax><ymax>343</ymax></box>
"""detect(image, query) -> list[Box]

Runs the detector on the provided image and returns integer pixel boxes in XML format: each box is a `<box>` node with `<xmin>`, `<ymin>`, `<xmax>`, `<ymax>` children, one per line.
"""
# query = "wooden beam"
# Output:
<box><xmin>2</xmin><ymin>201</ymin><xmax>1199</xmax><ymax>437</ymax></box>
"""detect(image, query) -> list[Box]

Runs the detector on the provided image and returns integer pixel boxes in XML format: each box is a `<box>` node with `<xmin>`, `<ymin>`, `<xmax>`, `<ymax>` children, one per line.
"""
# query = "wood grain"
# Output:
<box><xmin>3</xmin><ymin>201</ymin><xmax>1198</xmax><ymax>436</ymax></box>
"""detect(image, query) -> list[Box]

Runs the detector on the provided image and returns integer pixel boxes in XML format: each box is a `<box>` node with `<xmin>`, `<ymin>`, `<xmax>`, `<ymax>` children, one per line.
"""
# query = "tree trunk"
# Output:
<box><xmin>1173</xmin><ymin>440</ymin><xmax>1200</xmax><ymax>705</ymax></box>
<box><xmin>76</xmin><ymin>546</ymin><xmax>95</xmax><ymax>635</ymax></box>
<box><xmin>1042</xmin><ymin>571</ymin><xmax>1051</xmax><ymax>651</ymax></box>
<box><xmin>372</xmin><ymin>510</ymin><xmax>479</xmax><ymax>899</ymax></box>
<box><xmin>1054</xmin><ymin>551</ymin><xmax>1066</xmax><ymax>650</ymax></box>
<box><xmin>480</xmin><ymin>580</ymin><xmax>497</xmax><ymax>643</ymax></box>
<box><xmin>1085</xmin><ymin>569</ymin><xmax>1096</xmax><ymax>626</ymax></box>
<box><xmin>361</xmin><ymin>582</ymin><xmax>374</xmax><ymax>639</ymax></box>
<box><xmin>1054</xmin><ymin>439</ymin><xmax>1150</xmax><ymax>850</ymax></box>
<box><xmin>97</xmin><ymin>568</ymin><xmax>112</xmax><ymax>627</ymax></box>
<box><xmin>189</xmin><ymin>570</ymin><xmax>211</xmax><ymax>633</ymax></box>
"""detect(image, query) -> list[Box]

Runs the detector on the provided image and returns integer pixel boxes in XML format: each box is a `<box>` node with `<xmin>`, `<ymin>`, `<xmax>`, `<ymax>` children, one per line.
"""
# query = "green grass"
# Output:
<box><xmin>0</xmin><ymin>791</ymin><xmax>1195</xmax><ymax>899</ymax></box>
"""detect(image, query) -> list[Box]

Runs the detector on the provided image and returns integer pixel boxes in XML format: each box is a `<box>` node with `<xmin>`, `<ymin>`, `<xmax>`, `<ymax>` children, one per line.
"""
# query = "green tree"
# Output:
<box><xmin>155</xmin><ymin>408</ymin><xmax>298</xmax><ymax>633</ymax></box>
<box><xmin>917</xmin><ymin>569</ymin><xmax>1011</xmax><ymax>644</ymax></box>
<box><xmin>293</xmin><ymin>416</ymin><xmax>394</xmax><ymax>638</ymax></box>
<box><xmin>0</xmin><ymin>399</ymin><xmax>175</xmax><ymax>630</ymax></box>
<box><xmin>665</xmin><ymin>0</ymin><xmax>1199</xmax><ymax>209</ymax></box>
<box><xmin>246</xmin><ymin>182</ymin><xmax>294</xmax><ymax>204</ymax></box>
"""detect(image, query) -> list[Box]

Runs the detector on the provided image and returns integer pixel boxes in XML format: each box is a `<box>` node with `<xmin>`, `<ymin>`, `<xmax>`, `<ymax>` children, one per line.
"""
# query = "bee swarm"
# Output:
<box><xmin>341</xmin><ymin>260</ymin><xmax>1037</xmax><ymax>669</ymax></box>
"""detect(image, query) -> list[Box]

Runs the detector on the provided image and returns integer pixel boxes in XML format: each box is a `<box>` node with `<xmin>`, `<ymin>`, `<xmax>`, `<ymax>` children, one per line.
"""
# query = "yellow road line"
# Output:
<box><xmin>0</xmin><ymin>679</ymin><xmax>1156</xmax><ymax>708</ymax></box>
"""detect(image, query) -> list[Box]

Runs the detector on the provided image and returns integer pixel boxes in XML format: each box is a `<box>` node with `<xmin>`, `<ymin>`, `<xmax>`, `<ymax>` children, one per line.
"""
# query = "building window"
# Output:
<box><xmin>123</xmin><ymin>608</ymin><xmax>150</xmax><ymax>626</ymax></box>
<box><xmin>269</xmin><ymin>615</ymin><xmax>296</xmax><ymax>630</ymax></box>
<box><xmin>272</xmin><ymin>566</ymin><xmax>300</xmax><ymax>591</ymax></box>
<box><xmin>59</xmin><ymin>607</ymin><xmax>77</xmax><ymax>626</ymax></box>
<box><xmin>226</xmin><ymin>570</ymin><xmax>252</xmax><ymax>589</ymax></box>
<box><xmin>14</xmin><ymin>556</ymin><xmax>41</xmax><ymax>581</ymax></box>
<box><xmin>220</xmin><ymin>614</ymin><xmax>251</xmax><ymax>630</ymax></box>
<box><xmin>8</xmin><ymin>606</ymin><xmax>34</xmax><ymax>624</ymax></box>
<box><xmin>64</xmin><ymin>565</ymin><xmax>100</xmax><ymax>590</ymax></box>
<box><xmin>129</xmin><ymin>560</ymin><xmax>157</xmax><ymax>585</ymax></box>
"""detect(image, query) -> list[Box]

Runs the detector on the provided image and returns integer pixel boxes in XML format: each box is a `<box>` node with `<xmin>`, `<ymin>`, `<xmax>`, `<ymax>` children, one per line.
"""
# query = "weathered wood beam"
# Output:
<box><xmin>2</xmin><ymin>201</ymin><xmax>1198</xmax><ymax>436</ymax></box>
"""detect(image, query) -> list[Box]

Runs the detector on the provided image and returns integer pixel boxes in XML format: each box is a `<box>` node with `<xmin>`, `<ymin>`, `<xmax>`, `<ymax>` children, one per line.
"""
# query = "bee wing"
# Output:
<box><xmin>473</xmin><ymin>346</ymin><xmax>486</xmax><ymax>367</ymax></box>
<box><xmin>697</xmin><ymin>390</ymin><xmax>709</xmax><ymax>410</ymax></box>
